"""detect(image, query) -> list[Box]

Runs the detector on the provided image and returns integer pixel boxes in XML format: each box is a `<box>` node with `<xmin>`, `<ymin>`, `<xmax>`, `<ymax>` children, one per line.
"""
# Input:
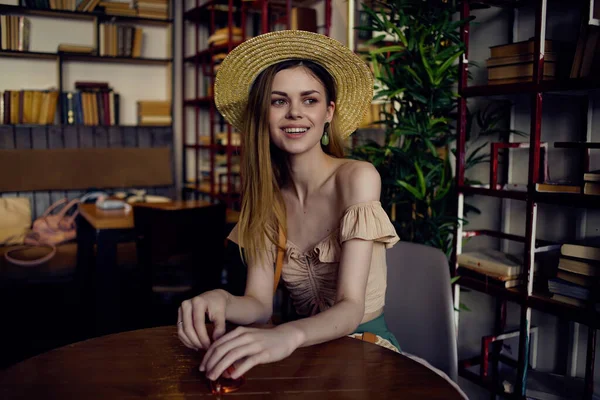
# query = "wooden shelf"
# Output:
<box><xmin>458</xmin><ymin>277</ymin><xmax>524</xmax><ymax>304</ymax></box>
<box><xmin>528</xmin><ymin>293</ymin><xmax>600</xmax><ymax>328</ymax></box>
<box><xmin>533</xmin><ymin>192</ymin><xmax>600</xmax><ymax>209</ymax></box>
<box><xmin>459</xmin><ymin>184</ymin><xmax>600</xmax><ymax>209</ymax></box>
<box><xmin>462</xmin><ymin>77</ymin><xmax>600</xmax><ymax>98</ymax></box>
<box><xmin>458</xmin><ymin>277</ymin><xmax>600</xmax><ymax>329</ymax></box>
<box><xmin>0</xmin><ymin>50</ymin><xmax>57</xmax><ymax>60</ymax></box>
<box><xmin>554</xmin><ymin>141</ymin><xmax>600</xmax><ymax>149</ymax></box>
<box><xmin>184</xmin><ymin>1</ymin><xmax>242</xmax><ymax>22</ymax></box>
<box><xmin>184</xmin><ymin>97</ymin><xmax>214</xmax><ymax>107</ymax></box>
<box><xmin>183</xmin><ymin>183</ymin><xmax>241</xmax><ymax>201</ymax></box>
<box><xmin>469</xmin><ymin>0</ymin><xmax>528</xmax><ymax>8</ymax></box>
<box><xmin>458</xmin><ymin>185</ymin><xmax>527</xmax><ymax>200</ymax></box>
<box><xmin>62</xmin><ymin>53</ymin><xmax>172</xmax><ymax>65</ymax></box>
<box><xmin>0</xmin><ymin>50</ymin><xmax>172</xmax><ymax>65</ymax></box>
<box><xmin>0</xmin><ymin>124</ymin><xmax>172</xmax><ymax>128</ymax></box>
<box><xmin>0</xmin><ymin>4</ymin><xmax>173</xmax><ymax>26</ymax></box>
<box><xmin>185</xmin><ymin>144</ymin><xmax>241</xmax><ymax>152</ymax></box>
<box><xmin>184</xmin><ymin>42</ymin><xmax>243</xmax><ymax>64</ymax></box>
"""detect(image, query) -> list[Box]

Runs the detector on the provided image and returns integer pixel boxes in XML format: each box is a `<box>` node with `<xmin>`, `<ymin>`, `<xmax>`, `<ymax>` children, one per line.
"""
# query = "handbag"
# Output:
<box><xmin>25</xmin><ymin>197</ymin><xmax>79</xmax><ymax>246</ymax></box>
<box><xmin>4</xmin><ymin>197</ymin><xmax>80</xmax><ymax>267</ymax></box>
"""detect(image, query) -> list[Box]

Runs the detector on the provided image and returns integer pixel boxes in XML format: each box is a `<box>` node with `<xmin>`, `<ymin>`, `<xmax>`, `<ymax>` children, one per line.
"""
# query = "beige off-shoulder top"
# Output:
<box><xmin>228</xmin><ymin>200</ymin><xmax>400</xmax><ymax>319</ymax></box>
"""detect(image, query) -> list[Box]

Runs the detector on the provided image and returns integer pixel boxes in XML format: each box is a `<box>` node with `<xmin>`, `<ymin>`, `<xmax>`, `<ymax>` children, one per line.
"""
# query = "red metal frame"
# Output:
<box><xmin>489</xmin><ymin>142</ymin><xmax>548</xmax><ymax>190</ymax></box>
<box><xmin>182</xmin><ymin>0</ymin><xmax>332</xmax><ymax>210</ymax></box>
<box><xmin>453</xmin><ymin>1</ymin><xmax>598</xmax><ymax>399</ymax></box>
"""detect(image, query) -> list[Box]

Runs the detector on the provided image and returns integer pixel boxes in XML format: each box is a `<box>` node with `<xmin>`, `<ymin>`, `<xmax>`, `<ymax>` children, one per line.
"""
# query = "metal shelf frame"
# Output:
<box><xmin>452</xmin><ymin>0</ymin><xmax>599</xmax><ymax>399</ymax></box>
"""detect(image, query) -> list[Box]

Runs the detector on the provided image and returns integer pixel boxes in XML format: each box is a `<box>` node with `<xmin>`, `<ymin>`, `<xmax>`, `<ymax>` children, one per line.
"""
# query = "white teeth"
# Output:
<box><xmin>283</xmin><ymin>128</ymin><xmax>308</xmax><ymax>134</ymax></box>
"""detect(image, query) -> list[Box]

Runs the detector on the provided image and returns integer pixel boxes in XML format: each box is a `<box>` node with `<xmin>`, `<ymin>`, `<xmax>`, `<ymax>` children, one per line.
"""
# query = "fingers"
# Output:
<box><xmin>230</xmin><ymin>352</ymin><xmax>267</xmax><ymax>379</ymax></box>
<box><xmin>177</xmin><ymin>307</ymin><xmax>195</xmax><ymax>350</ymax></box>
<box><xmin>200</xmin><ymin>327</ymin><xmax>248</xmax><ymax>372</ymax></box>
<box><xmin>191</xmin><ymin>297</ymin><xmax>212</xmax><ymax>349</ymax></box>
<box><xmin>209</xmin><ymin>307</ymin><xmax>226</xmax><ymax>342</ymax></box>
<box><xmin>206</xmin><ymin>341</ymin><xmax>263</xmax><ymax>381</ymax></box>
<box><xmin>179</xmin><ymin>299</ymin><xmax>207</xmax><ymax>350</ymax></box>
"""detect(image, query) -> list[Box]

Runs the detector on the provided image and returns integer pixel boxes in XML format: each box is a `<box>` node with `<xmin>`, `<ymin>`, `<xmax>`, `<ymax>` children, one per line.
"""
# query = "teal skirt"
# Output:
<box><xmin>353</xmin><ymin>313</ymin><xmax>401</xmax><ymax>352</ymax></box>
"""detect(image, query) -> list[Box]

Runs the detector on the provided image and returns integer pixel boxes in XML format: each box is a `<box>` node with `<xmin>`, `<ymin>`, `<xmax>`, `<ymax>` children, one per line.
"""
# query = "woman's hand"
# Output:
<box><xmin>178</xmin><ymin>289</ymin><xmax>230</xmax><ymax>350</ymax></box>
<box><xmin>200</xmin><ymin>324</ymin><xmax>305</xmax><ymax>380</ymax></box>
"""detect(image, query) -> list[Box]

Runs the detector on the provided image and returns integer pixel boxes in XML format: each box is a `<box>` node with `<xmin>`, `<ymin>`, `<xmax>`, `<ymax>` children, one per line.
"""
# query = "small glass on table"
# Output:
<box><xmin>209</xmin><ymin>365</ymin><xmax>246</xmax><ymax>395</ymax></box>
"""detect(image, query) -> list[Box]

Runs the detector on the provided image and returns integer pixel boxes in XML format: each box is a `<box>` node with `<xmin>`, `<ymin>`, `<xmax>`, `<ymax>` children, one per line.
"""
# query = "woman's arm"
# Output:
<box><xmin>178</xmin><ymin>229</ymin><xmax>274</xmax><ymax>350</ymax></box>
<box><xmin>279</xmin><ymin>237</ymin><xmax>373</xmax><ymax>347</ymax></box>
<box><xmin>222</xmin><ymin>224</ymin><xmax>275</xmax><ymax>325</ymax></box>
<box><xmin>223</xmin><ymin>257</ymin><xmax>274</xmax><ymax>325</ymax></box>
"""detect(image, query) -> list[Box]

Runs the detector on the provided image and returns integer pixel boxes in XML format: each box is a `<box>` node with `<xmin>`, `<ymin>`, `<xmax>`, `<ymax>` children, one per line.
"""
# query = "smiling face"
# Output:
<box><xmin>268</xmin><ymin>66</ymin><xmax>335</xmax><ymax>155</ymax></box>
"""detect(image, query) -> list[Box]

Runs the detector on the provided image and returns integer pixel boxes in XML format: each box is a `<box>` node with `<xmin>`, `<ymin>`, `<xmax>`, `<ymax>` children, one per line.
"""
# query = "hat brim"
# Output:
<box><xmin>214</xmin><ymin>30</ymin><xmax>374</xmax><ymax>139</ymax></box>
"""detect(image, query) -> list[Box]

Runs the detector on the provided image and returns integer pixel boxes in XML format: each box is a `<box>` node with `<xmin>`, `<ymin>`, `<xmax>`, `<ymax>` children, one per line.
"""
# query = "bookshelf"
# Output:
<box><xmin>181</xmin><ymin>0</ymin><xmax>332</xmax><ymax>209</ymax></box>
<box><xmin>0</xmin><ymin>1</ymin><xmax>174</xmax><ymax>127</ymax></box>
<box><xmin>453</xmin><ymin>0</ymin><xmax>600</xmax><ymax>399</ymax></box>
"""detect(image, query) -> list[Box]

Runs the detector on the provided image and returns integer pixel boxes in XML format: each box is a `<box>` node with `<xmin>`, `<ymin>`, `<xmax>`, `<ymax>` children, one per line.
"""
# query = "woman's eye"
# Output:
<box><xmin>272</xmin><ymin>99</ymin><xmax>286</xmax><ymax>106</ymax></box>
<box><xmin>304</xmin><ymin>98</ymin><xmax>317</xmax><ymax>105</ymax></box>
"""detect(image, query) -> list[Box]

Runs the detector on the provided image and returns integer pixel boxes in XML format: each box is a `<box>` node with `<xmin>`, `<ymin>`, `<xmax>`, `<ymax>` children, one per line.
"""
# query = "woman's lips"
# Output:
<box><xmin>281</xmin><ymin>128</ymin><xmax>309</xmax><ymax>139</ymax></box>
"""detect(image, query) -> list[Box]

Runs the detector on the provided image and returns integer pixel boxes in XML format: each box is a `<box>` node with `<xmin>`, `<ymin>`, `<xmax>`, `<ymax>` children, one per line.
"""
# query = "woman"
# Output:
<box><xmin>177</xmin><ymin>30</ymin><xmax>400</xmax><ymax>381</ymax></box>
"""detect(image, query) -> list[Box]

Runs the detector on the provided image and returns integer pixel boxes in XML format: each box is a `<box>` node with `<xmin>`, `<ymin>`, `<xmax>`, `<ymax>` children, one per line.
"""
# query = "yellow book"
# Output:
<box><xmin>10</xmin><ymin>91</ymin><xmax>19</xmax><ymax>124</ymax></box>
<box><xmin>31</xmin><ymin>90</ymin><xmax>43</xmax><ymax>124</ymax></box>
<box><xmin>45</xmin><ymin>90</ymin><xmax>58</xmax><ymax>124</ymax></box>
<box><xmin>22</xmin><ymin>90</ymin><xmax>34</xmax><ymax>124</ymax></box>
<box><xmin>37</xmin><ymin>92</ymin><xmax>48</xmax><ymax>125</ymax></box>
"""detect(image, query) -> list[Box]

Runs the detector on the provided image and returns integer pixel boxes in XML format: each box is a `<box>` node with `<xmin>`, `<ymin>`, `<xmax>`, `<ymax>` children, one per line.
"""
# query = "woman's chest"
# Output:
<box><xmin>284</xmin><ymin>195</ymin><xmax>341</xmax><ymax>254</ymax></box>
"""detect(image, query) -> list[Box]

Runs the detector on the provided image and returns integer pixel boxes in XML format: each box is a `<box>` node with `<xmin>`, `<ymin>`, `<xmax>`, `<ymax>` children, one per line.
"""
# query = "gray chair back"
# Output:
<box><xmin>384</xmin><ymin>241</ymin><xmax>458</xmax><ymax>382</ymax></box>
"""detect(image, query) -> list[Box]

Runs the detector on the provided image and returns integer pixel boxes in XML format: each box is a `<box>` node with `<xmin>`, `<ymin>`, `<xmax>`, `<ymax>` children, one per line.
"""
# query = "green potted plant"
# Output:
<box><xmin>350</xmin><ymin>0</ymin><xmax>525</xmax><ymax>257</ymax></box>
<box><xmin>350</xmin><ymin>0</ymin><xmax>470</xmax><ymax>257</ymax></box>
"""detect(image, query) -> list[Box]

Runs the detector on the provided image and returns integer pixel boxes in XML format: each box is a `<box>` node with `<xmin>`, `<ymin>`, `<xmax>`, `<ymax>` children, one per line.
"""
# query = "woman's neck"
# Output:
<box><xmin>285</xmin><ymin>146</ymin><xmax>336</xmax><ymax>205</ymax></box>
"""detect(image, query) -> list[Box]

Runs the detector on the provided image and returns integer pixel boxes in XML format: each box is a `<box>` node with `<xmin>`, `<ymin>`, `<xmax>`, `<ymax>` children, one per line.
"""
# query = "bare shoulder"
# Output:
<box><xmin>335</xmin><ymin>160</ymin><xmax>381</xmax><ymax>208</ymax></box>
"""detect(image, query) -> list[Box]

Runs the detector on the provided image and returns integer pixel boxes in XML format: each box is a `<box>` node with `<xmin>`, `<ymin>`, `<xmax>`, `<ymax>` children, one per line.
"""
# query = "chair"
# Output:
<box><xmin>384</xmin><ymin>241</ymin><xmax>458</xmax><ymax>382</ymax></box>
<box><xmin>133</xmin><ymin>202</ymin><xmax>226</xmax><ymax>326</ymax></box>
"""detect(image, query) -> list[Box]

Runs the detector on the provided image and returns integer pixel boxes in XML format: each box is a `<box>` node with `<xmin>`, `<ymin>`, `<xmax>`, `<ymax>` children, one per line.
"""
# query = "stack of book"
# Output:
<box><xmin>548</xmin><ymin>242</ymin><xmax>600</xmax><ymax>307</ymax></box>
<box><xmin>1</xmin><ymin>89</ymin><xmax>60</xmax><ymax>125</ymax></box>
<box><xmin>134</xmin><ymin>0</ymin><xmax>169</xmax><ymax>20</ymax></box>
<box><xmin>137</xmin><ymin>100</ymin><xmax>171</xmax><ymax>126</ymax></box>
<box><xmin>457</xmin><ymin>249</ymin><xmax>536</xmax><ymax>288</ymax></box>
<box><xmin>207</xmin><ymin>27</ymin><xmax>243</xmax><ymax>47</ymax></box>
<box><xmin>98</xmin><ymin>1</ymin><xmax>137</xmax><ymax>17</ymax></box>
<box><xmin>100</xmin><ymin>23</ymin><xmax>143</xmax><ymax>57</ymax></box>
<box><xmin>61</xmin><ymin>81</ymin><xmax>120</xmax><ymax>126</ymax></box>
<box><xmin>0</xmin><ymin>15</ymin><xmax>31</xmax><ymax>51</ymax></box>
<box><xmin>583</xmin><ymin>170</ymin><xmax>600</xmax><ymax>196</ymax></box>
<box><xmin>77</xmin><ymin>0</ymin><xmax>102</xmax><ymax>11</ymax></box>
<box><xmin>48</xmin><ymin>0</ymin><xmax>79</xmax><ymax>11</ymax></box>
<box><xmin>57</xmin><ymin>43</ymin><xmax>95</xmax><ymax>54</ymax></box>
<box><xmin>486</xmin><ymin>39</ymin><xmax>556</xmax><ymax>85</ymax></box>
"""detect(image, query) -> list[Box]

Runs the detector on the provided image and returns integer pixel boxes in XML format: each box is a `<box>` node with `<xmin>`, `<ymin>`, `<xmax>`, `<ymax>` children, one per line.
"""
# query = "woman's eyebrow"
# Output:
<box><xmin>271</xmin><ymin>90</ymin><xmax>321</xmax><ymax>96</ymax></box>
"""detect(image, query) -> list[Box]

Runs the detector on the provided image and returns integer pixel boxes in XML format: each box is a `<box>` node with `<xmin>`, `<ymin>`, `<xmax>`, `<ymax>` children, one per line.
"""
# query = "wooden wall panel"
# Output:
<box><xmin>0</xmin><ymin>125</ymin><xmax>174</xmax><ymax>219</ymax></box>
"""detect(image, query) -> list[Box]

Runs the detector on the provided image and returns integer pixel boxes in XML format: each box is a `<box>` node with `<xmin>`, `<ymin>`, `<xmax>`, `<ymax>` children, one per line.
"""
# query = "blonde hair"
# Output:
<box><xmin>237</xmin><ymin>60</ymin><xmax>345</xmax><ymax>266</ymax></box>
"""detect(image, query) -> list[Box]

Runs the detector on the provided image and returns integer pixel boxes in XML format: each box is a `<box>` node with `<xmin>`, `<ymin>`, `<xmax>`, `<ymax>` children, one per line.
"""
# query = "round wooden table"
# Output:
<box><xmin>0</xmin><ymin>326</ymin><xmax>464</xmax><ymax>399</ymax></box>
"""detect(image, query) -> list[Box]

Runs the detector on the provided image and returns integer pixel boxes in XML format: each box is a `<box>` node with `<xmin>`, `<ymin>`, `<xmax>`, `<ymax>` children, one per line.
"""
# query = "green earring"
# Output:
<box><xmin>321</xmin><ymin>122</ymin><xmax>330</xmax><ymax>146</ymax></box>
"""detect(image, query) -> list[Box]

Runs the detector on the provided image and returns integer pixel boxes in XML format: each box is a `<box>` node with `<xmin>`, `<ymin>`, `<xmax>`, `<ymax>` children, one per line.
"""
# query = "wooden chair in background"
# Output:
<box><xmin>133</xmin><ymin>201</ymin><xmax>227</xmax><ymax>327</ymax></box>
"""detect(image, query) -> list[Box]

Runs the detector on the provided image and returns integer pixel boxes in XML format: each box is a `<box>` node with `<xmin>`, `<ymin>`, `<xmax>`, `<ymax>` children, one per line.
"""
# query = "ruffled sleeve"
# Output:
<box><xmin>339</xmin><ymin>200</ymin><xmax>400</xmax><ymax>248</ymax></box>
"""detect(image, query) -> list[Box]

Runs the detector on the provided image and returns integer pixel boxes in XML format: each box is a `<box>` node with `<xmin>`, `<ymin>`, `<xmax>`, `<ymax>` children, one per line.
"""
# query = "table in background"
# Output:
<box><xmin>0</xmin><ymin>325</ymin><xmax>464</xmax><ymax>399</ymax></box>
<box><xmin>75</xmin><ymin>201</ymin><xmax>239</xmax><ymax>337</ymax></box>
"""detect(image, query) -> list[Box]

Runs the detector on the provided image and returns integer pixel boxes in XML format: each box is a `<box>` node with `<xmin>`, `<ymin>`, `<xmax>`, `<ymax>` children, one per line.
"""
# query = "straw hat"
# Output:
<box><xmin>214</xmin><ymin>30</ymin><xmax>374</xmax><ymax>138</ymax></box>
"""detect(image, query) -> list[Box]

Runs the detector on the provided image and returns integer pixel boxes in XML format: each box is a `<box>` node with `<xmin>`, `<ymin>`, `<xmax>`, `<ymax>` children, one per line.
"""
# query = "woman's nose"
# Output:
<box><xmin>286</xmin><ymin>102</ymin><xmax>301</xmax><ymax>119</ymax></box>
